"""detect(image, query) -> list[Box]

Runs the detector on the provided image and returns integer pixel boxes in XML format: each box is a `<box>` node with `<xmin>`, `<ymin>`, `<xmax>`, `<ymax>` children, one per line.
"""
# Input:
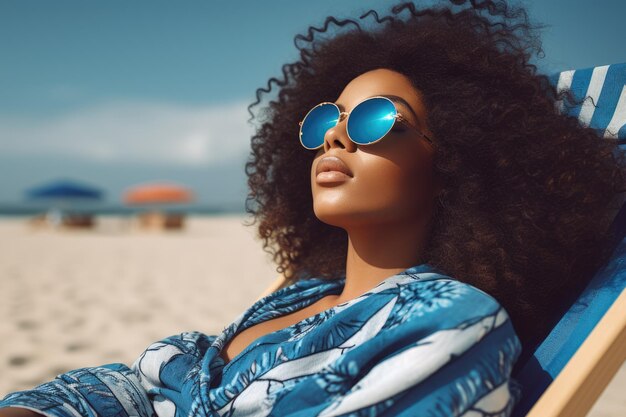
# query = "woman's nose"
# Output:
<box><xmin>323</xmin><ymin>113</ymin><xmax>356</xmax><ymax>152</ymax></box>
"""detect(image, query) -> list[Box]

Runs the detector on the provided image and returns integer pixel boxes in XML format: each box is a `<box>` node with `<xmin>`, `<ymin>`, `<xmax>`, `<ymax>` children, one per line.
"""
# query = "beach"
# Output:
<box><xmin>0</xmin><ymin>214</ymin><xmax>623</xmax><ymax>415</ymax></box>
<box><xmin>0</xmin><ymin>214</ymin><xmax>280</xmax><ymax>395</ymax></box>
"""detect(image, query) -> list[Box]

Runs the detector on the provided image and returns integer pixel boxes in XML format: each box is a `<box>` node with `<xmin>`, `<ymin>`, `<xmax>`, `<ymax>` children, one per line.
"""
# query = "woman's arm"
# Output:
<box><xmin>0</xmin><ymin>331</ymin><xmax>215</xmax><ymax>417</ymax></box>
<box><xmin>0</xmin><ymin>362</ymin><xmax>154</xmax><ymax>417</ymax></box>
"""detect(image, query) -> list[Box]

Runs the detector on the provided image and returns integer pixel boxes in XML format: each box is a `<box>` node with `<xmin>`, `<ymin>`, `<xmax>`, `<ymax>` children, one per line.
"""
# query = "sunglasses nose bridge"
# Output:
<box><xmin>321</xmin><ymin>110</ymin><xmax>355</xmax><ymax>152</ymax></box>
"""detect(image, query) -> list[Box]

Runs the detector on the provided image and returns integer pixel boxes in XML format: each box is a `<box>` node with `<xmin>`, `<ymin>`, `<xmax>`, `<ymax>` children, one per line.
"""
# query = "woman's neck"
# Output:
<box><xmin>336</xmin><ymin>218</ymin><xmax>428</xmax><ymax>304</ymax></box>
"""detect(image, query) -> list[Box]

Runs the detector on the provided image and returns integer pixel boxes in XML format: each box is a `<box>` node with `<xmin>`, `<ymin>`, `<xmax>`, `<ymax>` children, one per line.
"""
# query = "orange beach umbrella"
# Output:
<box><xmin>123</xmin><ymin>182</ymin><xmax>194</xmax><ymax>205</ymax></box>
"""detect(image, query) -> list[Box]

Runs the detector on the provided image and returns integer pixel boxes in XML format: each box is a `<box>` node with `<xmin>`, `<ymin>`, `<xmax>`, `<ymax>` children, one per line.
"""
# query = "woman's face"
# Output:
<box><xmin>310</xmin><ymin>68</ymin><xmax>439</xmax><ymax>231</ymax></box>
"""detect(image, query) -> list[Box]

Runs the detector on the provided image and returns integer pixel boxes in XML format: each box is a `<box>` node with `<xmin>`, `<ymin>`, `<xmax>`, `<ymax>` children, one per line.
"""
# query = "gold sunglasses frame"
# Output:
<box><xmin>297</xmin><ymin>95</ymin><xmax>434</xmax><ymax>150</ymax></box>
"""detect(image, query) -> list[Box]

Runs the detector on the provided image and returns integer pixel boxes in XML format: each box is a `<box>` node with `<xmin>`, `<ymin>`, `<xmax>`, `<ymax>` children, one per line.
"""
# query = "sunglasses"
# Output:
<box><xmin>298</xmin><ymin>95</ymin><xmax>434</xmax><ymax>150</ymax></box>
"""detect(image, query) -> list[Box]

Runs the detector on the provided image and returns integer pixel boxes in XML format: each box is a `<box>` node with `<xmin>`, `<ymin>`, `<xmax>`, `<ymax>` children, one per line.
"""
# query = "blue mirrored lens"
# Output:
<box><xmin>347</xmin><ymin>97</ymin><xmax>396</xmax><ymax>144</ymax></box>
<box><xmin>300</xmin><ymin>103</ymin><xmax>340</xmax><ymax>149</ymax></box>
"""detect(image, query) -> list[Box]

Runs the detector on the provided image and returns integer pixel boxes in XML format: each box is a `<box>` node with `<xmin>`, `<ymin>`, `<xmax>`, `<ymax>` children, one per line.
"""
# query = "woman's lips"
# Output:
<box><xmin>315</xmin><ymin>155</ymin><xmax>353</xmax><ymax>185</ymax></box>
<box><xmin>316</xmin><ymin>171</ymin><xmax>352</xmax><ymax>184</ymax></box>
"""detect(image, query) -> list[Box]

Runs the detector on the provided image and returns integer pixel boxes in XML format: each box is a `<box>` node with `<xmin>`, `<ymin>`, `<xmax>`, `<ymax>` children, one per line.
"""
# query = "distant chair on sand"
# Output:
<box><xmin>123</xmin><ymin>182</ymin><xmax>194</xmax><ymax>231</ymax></box>
<box><xmin>62</xmin><ymin>212</ymin><xmax>96</xmax><ymax>228</ymax></box>
<box><xmin>136</xmin><ymin>210</ymin><xmax>185</xmax><ymax>230</ymax></box>
<box><xmin>27</xmin><ymin>209</ymin><xmax>96</xmax><ymax>230</ymax></box>
<box><xmin>24</xmin><ymin>179</ymin><xmax>103</xmax><ymax>230</ymax></box>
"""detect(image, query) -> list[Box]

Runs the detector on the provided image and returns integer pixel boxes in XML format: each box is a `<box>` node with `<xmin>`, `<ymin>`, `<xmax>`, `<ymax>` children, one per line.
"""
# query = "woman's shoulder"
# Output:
<box><xmin>396</xmin><ymin>271</ymin><xmax>511</xmax><ymax>316</ymax></box>
<box><xmin>384</xmin><ymin>273</ymin><xmax>520</xmax><ymax>343</ymax></box>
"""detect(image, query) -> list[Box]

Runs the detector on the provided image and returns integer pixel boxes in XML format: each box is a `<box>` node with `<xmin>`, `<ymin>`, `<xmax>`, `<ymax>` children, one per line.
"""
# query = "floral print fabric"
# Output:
<box><xmin>0</xmin><ymin>263</ymin><xmax>523</xmax><ymax>416</ymax></box>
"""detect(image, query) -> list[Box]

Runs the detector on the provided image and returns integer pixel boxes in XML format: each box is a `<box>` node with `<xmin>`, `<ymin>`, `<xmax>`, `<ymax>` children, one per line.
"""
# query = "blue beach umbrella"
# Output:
<box><xmin>24</xmin><ymin>179</ymin><xmax>105</xmax><ymax>225</ymax></box>
<box><xmin>25</xmin><ymin>179</ymin><xmax>104</xmax><ymax>200</ymax></box>
<box><xmin>24</xmin><ymin>179</ymin><xmax>105</xmax><ymax>227</ymax></box>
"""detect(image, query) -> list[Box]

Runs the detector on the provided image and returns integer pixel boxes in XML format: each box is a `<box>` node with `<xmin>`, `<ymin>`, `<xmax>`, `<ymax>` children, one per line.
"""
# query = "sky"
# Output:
<box><xmin>1</xmin><ymin>0</ymin><xmax>625</xmax><ymax>209</ymax></box>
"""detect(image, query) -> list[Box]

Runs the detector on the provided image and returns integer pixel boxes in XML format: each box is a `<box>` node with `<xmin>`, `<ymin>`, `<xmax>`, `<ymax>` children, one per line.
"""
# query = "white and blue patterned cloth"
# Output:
<box><xmin>0</xmin><ymin>263</ymin><xmax>523</xmax><ymax>416</ymax></box>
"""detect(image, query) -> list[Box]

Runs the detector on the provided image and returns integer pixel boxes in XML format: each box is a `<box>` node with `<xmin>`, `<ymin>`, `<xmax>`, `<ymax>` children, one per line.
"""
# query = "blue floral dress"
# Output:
<box><xmin>0</xmin><ymin>263</ymin><xmax>523</xmax><ymax>416</ymax></box>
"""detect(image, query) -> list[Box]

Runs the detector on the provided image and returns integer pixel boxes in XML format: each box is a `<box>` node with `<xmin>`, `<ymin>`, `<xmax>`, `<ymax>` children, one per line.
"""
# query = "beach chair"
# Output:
<box><xmin>255</xmin><ymin>62</ymin><xmax>626</xmax><ymax>417</ymax></box>
<box><xmin>510</xmin><ymin>61</ymin><xmax>626</xmax><ymax>417</ymax></box>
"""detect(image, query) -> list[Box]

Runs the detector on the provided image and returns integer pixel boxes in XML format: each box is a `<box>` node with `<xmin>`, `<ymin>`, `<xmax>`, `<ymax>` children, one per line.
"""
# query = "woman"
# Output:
<box><xmin>1</xmin><ymin>0</ymin><xmax>624</xmax><ymax>416</ymax></box>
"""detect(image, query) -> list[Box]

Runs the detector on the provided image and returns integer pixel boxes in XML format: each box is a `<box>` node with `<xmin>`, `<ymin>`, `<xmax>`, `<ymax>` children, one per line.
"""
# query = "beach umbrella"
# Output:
<box><xmin>24</xmin><ymin>179</ymin><xmax>104</xmax><ymax>228</ymax></box>
<box><xmin>26</xmin><ymin>179</ymin><xmax>104</xmax><ymax>201</ymax></box>
<box><xmin>123</xmin><ymin>182</ymin><xmax>194</xmax><ymax>230</ymax></box>
<box><xmin>123</xmin><ymin>182</ymin><xmax>194</xmax><ymax>205</ymax></box>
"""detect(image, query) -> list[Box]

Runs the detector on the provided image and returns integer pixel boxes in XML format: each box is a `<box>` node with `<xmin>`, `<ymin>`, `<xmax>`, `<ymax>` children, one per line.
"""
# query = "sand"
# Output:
<box><xmin>0</xmin><ymin>214</ymin><xmax>623</xmax><ymax>415</ymax></box>
<box><xmin>0</xmin><ymin>214</ymin><xmax>279</xmax><ymax>395</ymax></box>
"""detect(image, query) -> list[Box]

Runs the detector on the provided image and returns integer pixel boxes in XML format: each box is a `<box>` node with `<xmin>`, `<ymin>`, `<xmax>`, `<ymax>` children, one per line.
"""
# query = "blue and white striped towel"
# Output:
<box><xmin>549</xmin><ymin>62</ymin><xmax>626</xmax><ymax>141</ymax></box>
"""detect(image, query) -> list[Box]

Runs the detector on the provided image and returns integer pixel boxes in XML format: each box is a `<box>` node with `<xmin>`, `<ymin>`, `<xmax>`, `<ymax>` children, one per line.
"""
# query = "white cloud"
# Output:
<box><xmin>0</xmin><ymin>98</ymin><xmax>256</xmax><ymax>166</ymax></box>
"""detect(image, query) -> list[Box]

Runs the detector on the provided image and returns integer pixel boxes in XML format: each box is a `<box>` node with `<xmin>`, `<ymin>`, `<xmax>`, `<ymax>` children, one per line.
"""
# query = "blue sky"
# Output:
<box><xmin>0</xmin><ymin>0</ymin><xmax>624</xmax><ymax>208</ymax></box>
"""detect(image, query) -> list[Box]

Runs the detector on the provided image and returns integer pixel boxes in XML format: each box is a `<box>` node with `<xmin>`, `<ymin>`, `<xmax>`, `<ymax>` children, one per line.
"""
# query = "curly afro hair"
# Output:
<box><xmin>242</xmin><ymin>0</ymin><xmax>626</xmax><ymax>367</ymax></box>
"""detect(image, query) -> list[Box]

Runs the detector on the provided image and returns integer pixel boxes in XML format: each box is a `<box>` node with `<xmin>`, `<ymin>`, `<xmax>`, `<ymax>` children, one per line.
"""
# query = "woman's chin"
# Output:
<box><xmin>313</xmin><ymin>206</ymin><xmax>352</xmax><ymax>227</ymax></box>
<box><xmin>313</xmin><ymin>204</ymin><xmax>373</xmax><ymax>228</ymax></box>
